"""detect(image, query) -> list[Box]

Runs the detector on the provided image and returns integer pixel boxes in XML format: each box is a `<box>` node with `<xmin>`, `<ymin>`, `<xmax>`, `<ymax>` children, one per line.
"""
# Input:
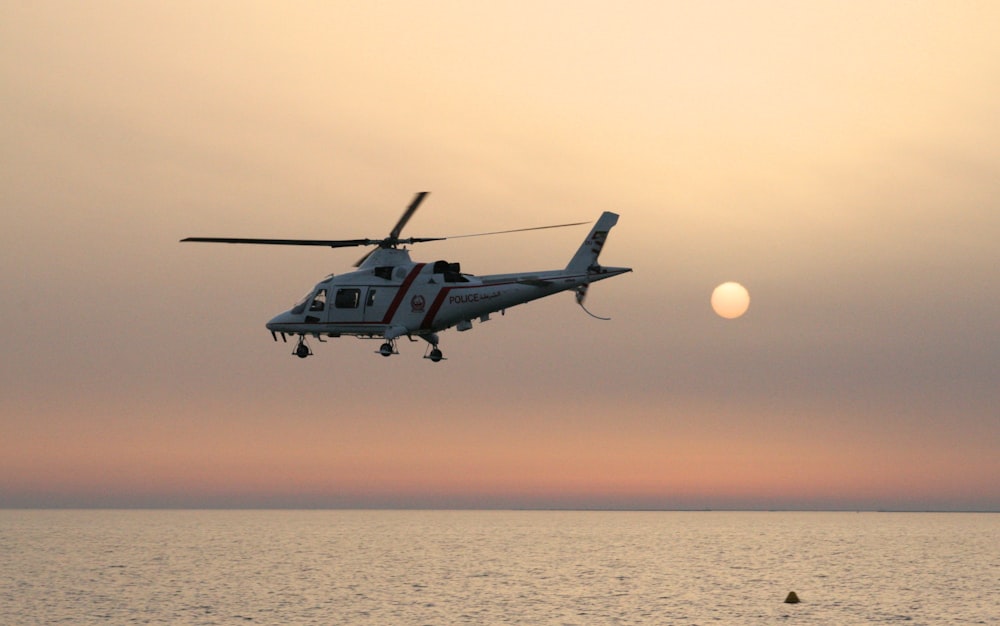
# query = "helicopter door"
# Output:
<box><xmin>328</xmin><ymin>287</ymin><xmax>363</xmax><ymax>323</ymax></box>
<box><xmin>361</xmin><ymin>287</ymin><xmax>390</xmax><ymax>323</ymax></box>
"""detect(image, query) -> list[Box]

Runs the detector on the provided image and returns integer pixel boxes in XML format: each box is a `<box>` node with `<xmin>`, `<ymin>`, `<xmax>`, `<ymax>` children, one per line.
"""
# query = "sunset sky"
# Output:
<box><xmin>3</xmin><ymin>1</ymin><xmax>998</xmax><ymax>510</ymax></box>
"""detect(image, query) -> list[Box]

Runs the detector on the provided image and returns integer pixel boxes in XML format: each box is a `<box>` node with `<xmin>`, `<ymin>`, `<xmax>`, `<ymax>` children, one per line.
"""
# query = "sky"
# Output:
<box><xmin>2</xmin><ymin>1</ymin><xmax>998</xmax><ymax>510</ymax></box>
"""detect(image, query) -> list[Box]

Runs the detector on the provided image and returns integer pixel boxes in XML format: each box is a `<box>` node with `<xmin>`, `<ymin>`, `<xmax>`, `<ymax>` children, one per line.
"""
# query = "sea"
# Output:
<box><xmin>1</xmin><ymin>510</ymin><xmax>996</xmax><ymax>625</ymax></box>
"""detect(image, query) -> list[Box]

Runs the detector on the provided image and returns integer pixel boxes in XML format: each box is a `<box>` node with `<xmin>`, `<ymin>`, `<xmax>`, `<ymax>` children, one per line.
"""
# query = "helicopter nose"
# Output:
<box><xmin>266</xmin><ymin>310</ymin><xmax>297</xmax><ymax>331</ymax></box>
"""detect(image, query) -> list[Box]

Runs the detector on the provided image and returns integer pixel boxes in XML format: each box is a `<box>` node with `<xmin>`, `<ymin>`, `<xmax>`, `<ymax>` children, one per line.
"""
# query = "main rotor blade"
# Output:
<box><xmin>443</xmin><ymin>221</ymin><xmax>589</xmax><ymax>239</ymax></box>
<box><xmin>388</xmin><ymin>191</ymin><xmax>429</xmax><ymax>241</ymax></box>
<box><xmin>180</xmin><ymin>237</ymin><xmax>375</xmax><ymax>248</ymax></box>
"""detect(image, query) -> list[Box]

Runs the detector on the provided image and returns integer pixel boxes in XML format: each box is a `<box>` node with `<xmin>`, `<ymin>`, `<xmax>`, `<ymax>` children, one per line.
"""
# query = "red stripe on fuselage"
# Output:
<box><xmin>420</xmin><ymin>287</ymin><xmax>453</xmax><ymax>330</ymax></box>
<box><xmin>382</xmin><ymin>263</ymin><xmax>426</xmax><ymax>324</ymax></box>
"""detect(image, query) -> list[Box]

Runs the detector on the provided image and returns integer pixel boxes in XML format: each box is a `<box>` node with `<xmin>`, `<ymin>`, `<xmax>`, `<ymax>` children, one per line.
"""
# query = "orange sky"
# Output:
<box><xmin>2</xmin><ymin>1</ymin><xmax>998</xmax><ymax>509</ymax></box>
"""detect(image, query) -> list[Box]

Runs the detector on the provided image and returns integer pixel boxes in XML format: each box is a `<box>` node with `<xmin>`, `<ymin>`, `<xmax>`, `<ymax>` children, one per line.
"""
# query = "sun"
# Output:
<box><xmin>711</xmin><ymin>282</ymin><xmax>750</xmax><ymax>319</ymax></box>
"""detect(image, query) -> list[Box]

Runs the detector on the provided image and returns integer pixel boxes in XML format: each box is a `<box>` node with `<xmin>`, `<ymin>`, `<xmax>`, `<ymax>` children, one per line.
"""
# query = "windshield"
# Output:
<box><xmin>291</xmin><ymin>290</ymin><xmax>313</xmax><ymax>315</ymax></box>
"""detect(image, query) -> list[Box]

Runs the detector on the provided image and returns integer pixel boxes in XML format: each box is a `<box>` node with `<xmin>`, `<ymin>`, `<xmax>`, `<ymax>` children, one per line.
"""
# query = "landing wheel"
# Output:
<box><xmin>428</xmin><ymin>348</ymin><xmax>443</xmax><ymax>362</ymax></box>
<box><xmin>294</xmin><ymin>340</ymin><xmax>310</xmax><ymax>359</ymax></box>
<box><xmin>379</xmin><ymin>342</ymin><xmax>394</xmax><ymax>357</ymax></box>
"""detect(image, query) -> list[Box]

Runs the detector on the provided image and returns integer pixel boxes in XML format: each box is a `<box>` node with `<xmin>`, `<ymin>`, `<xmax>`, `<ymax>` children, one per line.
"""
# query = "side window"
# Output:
<box><xmin>309</xmin><ymin>289</ymin><xmax>327</xmax><ymax>312</ymax></box>
<box><xmin>335</xmin><ymin>288</ymin><xmax>361</xmax><ymax>309</ymax></box>
<box><xmin>366</xmin><ymin>289</ymin><xmax>377</xmax><ymax>307</ymax></box>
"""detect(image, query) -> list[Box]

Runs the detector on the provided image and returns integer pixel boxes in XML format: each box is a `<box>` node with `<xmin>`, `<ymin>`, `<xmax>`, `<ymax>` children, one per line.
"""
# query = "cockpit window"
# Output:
<box><xmin>291</xmin><ymin>291</ymin><xmax>311</xmax><ymax>315</ymax></box>
<box><xmin>309</xmin><ymin>289</ymin><xmax>327</xmax><ymax>312</ymax></box>
<box><xmin>335</xmin><ymin>288</ymin><xmax>361</xmax><ymax>309</ymax></box>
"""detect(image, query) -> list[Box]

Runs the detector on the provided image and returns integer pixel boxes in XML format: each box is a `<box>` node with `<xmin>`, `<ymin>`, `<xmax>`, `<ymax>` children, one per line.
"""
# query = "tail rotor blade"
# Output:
<box><xmin>576</xmin><ymin>283</ymin><xmax>611</xmax><ymax>320</ymax></box>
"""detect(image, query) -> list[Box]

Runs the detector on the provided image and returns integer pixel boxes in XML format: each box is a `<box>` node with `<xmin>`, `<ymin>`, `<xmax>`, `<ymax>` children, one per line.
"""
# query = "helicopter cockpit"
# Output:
<box><xmin>291</xmin><ymin>288</ymin><xmax>328</xmax><ymax>315</ymax></box>
<box><xmin>290</xmin><ymin>275</ymin><xmax>335</xmax><ymax>315</ymax></box>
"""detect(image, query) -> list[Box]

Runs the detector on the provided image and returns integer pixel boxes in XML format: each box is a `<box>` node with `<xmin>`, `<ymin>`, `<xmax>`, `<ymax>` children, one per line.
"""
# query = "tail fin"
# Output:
<box><xmin>566</xmin><ymin>211</ymin><xmax>619</xmax><ymax>273</ymax></box>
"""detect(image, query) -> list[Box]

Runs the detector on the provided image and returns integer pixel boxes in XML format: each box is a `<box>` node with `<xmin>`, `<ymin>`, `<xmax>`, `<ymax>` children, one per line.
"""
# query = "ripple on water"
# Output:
<box><xmin>0</xmin><ymin>510</ymin><xmax>997</xmax><ymax>625</ymax></box>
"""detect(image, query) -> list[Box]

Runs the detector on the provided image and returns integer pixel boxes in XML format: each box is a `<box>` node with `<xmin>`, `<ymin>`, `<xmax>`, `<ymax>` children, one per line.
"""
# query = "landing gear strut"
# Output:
<box><xmin>294</xmin><ymin>336</ymin><xmax>311</xmax><ymax>358</ymax></box>
<box><xmin>421</xmin><ymin>333</ymin><xmax>445</xmax><ymax>362</ymax></box>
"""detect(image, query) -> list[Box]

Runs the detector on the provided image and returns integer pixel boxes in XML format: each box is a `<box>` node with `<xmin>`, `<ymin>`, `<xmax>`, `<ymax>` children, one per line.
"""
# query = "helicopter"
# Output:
<box><xmin>181</xmin><ymin>192</ymin><xmax>631</xmax><ymax>361</ymax></box>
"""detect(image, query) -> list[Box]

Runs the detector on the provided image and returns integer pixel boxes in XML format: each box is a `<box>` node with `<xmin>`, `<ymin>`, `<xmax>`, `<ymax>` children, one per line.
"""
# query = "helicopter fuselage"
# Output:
<box><xmin>265</xmin><ymin>247</ymin><xmax>630</xmax><ymax>343</ymax></box>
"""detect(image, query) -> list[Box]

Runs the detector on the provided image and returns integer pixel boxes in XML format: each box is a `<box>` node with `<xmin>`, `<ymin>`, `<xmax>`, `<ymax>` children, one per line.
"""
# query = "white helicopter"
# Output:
<box><xmin>182</xmin><ymin>192</ymin><xmax>631</xmax><ymax>361</ymax></box>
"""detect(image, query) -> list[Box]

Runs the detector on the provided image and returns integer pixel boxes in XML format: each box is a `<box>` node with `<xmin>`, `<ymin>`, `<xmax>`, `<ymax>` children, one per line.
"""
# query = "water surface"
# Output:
<box><xmin>1</xmin><ymin>510</ymin><xmax>996</xmax><ymax>624</ymax></box>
